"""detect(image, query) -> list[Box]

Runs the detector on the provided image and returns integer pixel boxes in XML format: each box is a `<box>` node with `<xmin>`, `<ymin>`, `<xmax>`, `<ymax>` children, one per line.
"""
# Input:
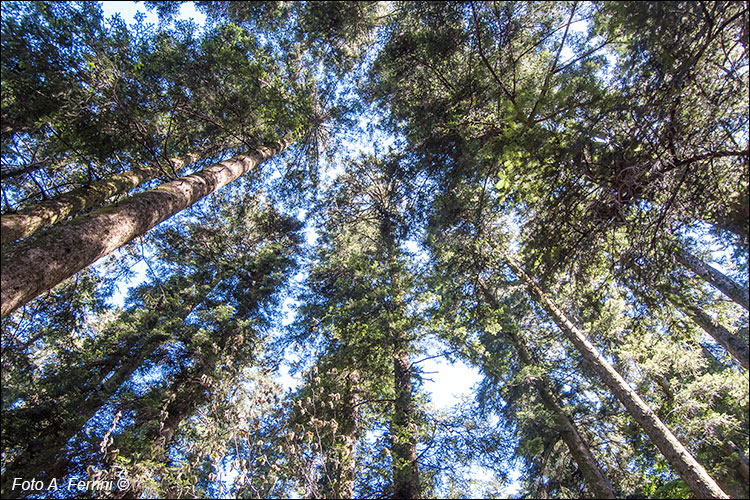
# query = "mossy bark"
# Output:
<box><xmin>1</xmin><ymin>154</ymin><xmax>197</xmax><ymax>245</ymax></box>
<box><xmin>1</xmin><ymin>138</ymin><xmax>291</xmax><ymax>318</ymax></box>
<box><xmin>391</xmin><ymin>349</ymin><xmax>420</xmax><ymax>499</ymax></box>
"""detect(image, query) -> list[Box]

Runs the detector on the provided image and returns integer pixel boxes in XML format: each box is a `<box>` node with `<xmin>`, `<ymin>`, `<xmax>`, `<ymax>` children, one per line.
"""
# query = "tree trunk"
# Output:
<box><xmin>724</xmin><ymin>441</ymin><xmax>750</xmax><ymax>482</ymax></box>
<box><xmin>666</xmin><ymin>293</ymin><xmax>749</xmax><ymax>370</ymax></box>
<box><xmin>320</xmin><ymin>369</ymin><xmax>360</xmax><ymax>499</ymax></box>
<box><xmin>676</xmin><ymin>250</ymin><xmax>749</xmax><ymax>311</ymax></box>
<box><xmin>1</xmin><ymin>154</ymin><xmax>198</xmax><ymax>245</ymax></box>
<box><xmin>506</xmin><ymin>258</ymin><xmax>729</xmax><ymax>499</ymax></box>
<box><xmin>479</xmin><ymin>281</ymin><xmax>616</xmax><ymax>499</ymax></box>
<box><xmin>519</xmin><ymin>341</ymin><xmax>616</xmax><ymax>498</ymax></box>
<box><xmin>391</xmin><ymin>349</ymin><xmax>420</xmax><ymax>499</ymax></box>
<box><xmin>1</xmin><ymin>137</ymin><xmax>292</xmax><ymax>318</ymax></box>
<box><xmin>0</xmin><ymin>278</ymin><xmax>215</xmax><ymax>498</ymax></box>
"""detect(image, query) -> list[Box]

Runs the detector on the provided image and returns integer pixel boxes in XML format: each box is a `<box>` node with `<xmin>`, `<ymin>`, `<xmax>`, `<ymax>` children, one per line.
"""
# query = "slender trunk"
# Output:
<box><xmin>676</xmin><ymin>250</ymin><xmax>749</xmax><ymax>311</ymax></box>
<box><xmin>479</xmin><ymin>282</ymin><xmax>616</xmax><ymax>499</ymax></box>
<box><xmin>152</xmin><ymin>360</ymin><xmax>215</xmax><ymax>459</ymax></box>
<box><xmin>320</xmin><ymin>370</ymin><xmax>360</xmax><ymax>499</ymax></box>
<box><xmin>506</xmin><ymin>258</ymin><xmax>729</xmax><ymax>499</ymax></box>
<box><xmin>379</xmin><ymin>210</ymin><xmax>420</xmax><ymax>500</ymax></box>
<box><xmin>0</xmin><ymin>161</ymin><xmax>47</xmax><ymax>181</ymax></box>
<box><xmin>666</xmin><ymin>293</ymin><xmax>749</xmax><ymax>370</ymax></box>
<box><xmin>1</xmin><ymin>154</ymin><xmax>198</xmax><ymax>245</ymax></box>
<box><xmin>1</xmin><ymin>137</ymin><xmax>292</xmax><ymax>318</ymax></box>
<box><xmin>0</xmin><ymin>280</ymin><xmax>213</xmax><ymax>497</ymax></box>
<box><xmin>520</xmin><ymin>346</ymin><xmax>616</xmax><ymax>498</ymax></box>
<box><xmin>116</xmin><ymin>362</ymin><xmax>214</xmax><ymax>500</ymax></box>
<box><xmin>535</xmin><ymin>440</ymin><xmax>555</xmax><ymax>499</ymax></box>
<box><xmin>391</xmin><ymin>349</ymin><xmax>420</xmax><ymax>499</ymax></box>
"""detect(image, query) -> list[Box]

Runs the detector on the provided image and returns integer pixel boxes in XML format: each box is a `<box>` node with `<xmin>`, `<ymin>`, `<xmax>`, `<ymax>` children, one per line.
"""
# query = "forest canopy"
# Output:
<box><xmin>1</xmin><ymin>1</ymin><xmax>748</xmax><ymax>499</ymax></box>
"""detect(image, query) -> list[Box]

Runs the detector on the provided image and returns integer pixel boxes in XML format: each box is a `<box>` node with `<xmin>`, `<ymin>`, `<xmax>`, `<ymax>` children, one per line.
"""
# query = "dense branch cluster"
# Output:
<box><xmin>1</xmin><ymin>2</ymin><xmax>748</xmax><ymax>499</ymax></box>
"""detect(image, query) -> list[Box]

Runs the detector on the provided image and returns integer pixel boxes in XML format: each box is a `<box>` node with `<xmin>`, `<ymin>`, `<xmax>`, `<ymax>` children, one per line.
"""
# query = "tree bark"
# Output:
<box><xmin>518</xmin><ymin>341</ymin><xmax>616</xmax><ymax>498</ymax></box>
<box><xmin>479</xmin><ymin>281</ymin><xmax>616</xmax><ymax>499</ymax></box>
<box><xmin>1</xmin><ymin>154</ymin><xmax>198</xmax><ymax>245</ymax></box>
<box><xmin>1</xmin><ymin>137</ymin><xmax>292</xmax><ymax>318</ymax></box>
<box><xmin>320</xmin><ymin>369</ymin><xmax>360</xmax><ymax>499</ymax></box>
<box><xmin>666</xmin><ymin>293</ymin><xmax>749</xmax><ymax>370</ymax></box>
<box><xmin>506</xmin><ymin>258</ymin><xmax>729</xmax><ymax>499</ymax></box>
<box><xmin>676</xmin><ymin>250</ymin><xmax>749</xmax><ymax>312</ymax></box>
<box><xmin>391</xmin><ymin>349</ymin><xmax>420</xmax><ymax>499</ymax></box>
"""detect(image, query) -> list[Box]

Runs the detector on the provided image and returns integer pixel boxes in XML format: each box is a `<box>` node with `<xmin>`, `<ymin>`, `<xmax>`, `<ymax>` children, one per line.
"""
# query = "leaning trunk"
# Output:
<box><xmin>1</xmin><ymin>154</ymin><xmax>197</xmax><ymax>245</ymax></box>
<box><xmin>517</xmin><ymin>335</ymin><xmax>616</xmax><ymax>498</ymax></box>
<box><xmin>675</xmin><ymin>250</ymin><xmax>749</xmax><ymax>311</ymax></box>
<box><xmin>1</xmin><ymin>137</ymin><xmax>292</xmax><ymax>318</ymax></box>
<box><xmin>479</xmin><ymin>282</ymin><xmax>616</xmax><ymax>498</ymax></box>
<box><xmin>391</xmin><ymin>349</ymin><xmax>420</xmax><ymax>499</ymax></box>
<box><xmin>506</xmin><ymin>258</ymin><xmax>729</xmax><ymax>499</ymax></box>
<box><xmin>666</xmin><ymin>292</ymin><xmax>749</xmax><ymax>370</ymax></box>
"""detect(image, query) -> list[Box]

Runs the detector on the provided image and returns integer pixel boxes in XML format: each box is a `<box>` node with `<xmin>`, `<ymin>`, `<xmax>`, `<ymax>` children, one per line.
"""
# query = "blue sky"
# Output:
<box><xmin>100</xmin><ymin>0</ymin><xmax>206</xmax><ymax>27</ymax></box>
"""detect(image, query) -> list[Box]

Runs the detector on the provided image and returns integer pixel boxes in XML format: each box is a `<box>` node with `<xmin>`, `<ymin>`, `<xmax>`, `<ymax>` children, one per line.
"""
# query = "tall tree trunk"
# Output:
<box><xmin>505</xmin><ymin>258</ymin><xmax>729</xmax><ymax>499</ymax></box>
<box><xmin>151</xmin><ymin>360</ymin><xmax>215</xmax><ymax>459</ymax></box>
<box><xmin>378</xmin><ymin>208</ymin><xmax>421</xmax><ymax>500</ymax></box>
<box><xmin>676</xmin><ymin>250</ymin><xmax>749</xmax><ymax>311</ymax></box>
<box><xmin>522</xmin><ymin>345</ymin><xmax>617</xmax><ymax>498</ymax></box>
<box><xmin>724</xmin><ymin>441</ymin><xmax>750</xmax><ymax>482</ymax></box>
<box><xmin>1</xmin><ymin>137</ymin><xmax>292</xmax><ymax>318</ymax></box>
<box><xmin>666</xmin><ymin>292</ymin><xmax>749</xmax><ymax>370</ymax></box>
<box><xmin>517</xmin><ymin>337</ymin><xmax>616</xmax><ymax>498</ymax></box>
<box><xmin>479</xmin><ymin>282</ymin><xmax>616</xmax><ymax>499</ymax></box>
<box><xmin>337</xmin><ymin>373</ymin><xmax>360</xmax><ymax>499</ymax></box>
<box><xmin>1</xmin><ymin>154</ymin><xmax>198</xmax><ymax>245</ymax></box>
<box><xmin>391</xmin><ymin>349</ymin><xmax>420</xmax><ymax>499</ymax></box>
<box><xmin>320</xmin><ymin>369</ymin><xmax>360</xmax><ymax>499</ymax></box>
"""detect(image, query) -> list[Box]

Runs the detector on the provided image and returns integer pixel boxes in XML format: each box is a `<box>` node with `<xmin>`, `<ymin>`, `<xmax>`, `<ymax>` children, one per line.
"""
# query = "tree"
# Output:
<box><xmin>506</xmin><ymin>257</ymin><xmax>728</xmax><ymax>498</ymax></box>
<box><xmin>1</xmin><ymin>136</ymin><xmax>293</xmax><ymax>318</ymax></box>
<box><xmin>2</xmin><ymin>2</ymin><xmax>747</xmax><ymax>499</ymax></box>
<box><xmin>292</xmin><ymin>153</ymin><xmax>424</xmax><ymax>498</ymax></box>
<box><xmin>0</xmin><ymin>152</ymin><xmax>197</xmax><ymax>245</ymax></box>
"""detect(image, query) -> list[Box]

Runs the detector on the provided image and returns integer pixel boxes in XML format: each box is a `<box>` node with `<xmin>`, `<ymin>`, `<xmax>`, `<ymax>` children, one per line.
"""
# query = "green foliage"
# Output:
<box><xmin>1</xmin><ymin>1</ymin><xmax>747</xmax><ymax>499</ymax></box>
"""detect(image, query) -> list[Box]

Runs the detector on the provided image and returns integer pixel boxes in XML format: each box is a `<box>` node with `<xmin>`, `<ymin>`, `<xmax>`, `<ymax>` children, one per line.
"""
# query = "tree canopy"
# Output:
<box><xmin>1</xmin><ymin>1</ymin><xmax>748</xmax><ymax>499</ymax></box>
